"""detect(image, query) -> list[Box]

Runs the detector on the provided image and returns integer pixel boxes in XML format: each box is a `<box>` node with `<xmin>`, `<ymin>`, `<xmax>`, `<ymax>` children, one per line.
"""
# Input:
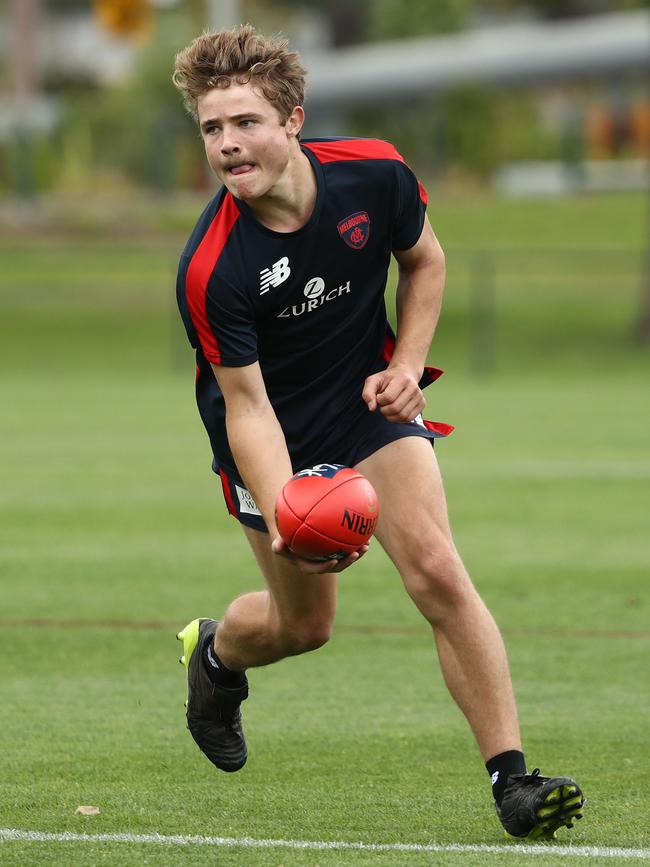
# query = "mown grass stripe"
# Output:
<box><xmin>0</xmin><ymin>619</ymin><xmax>648</xmax><ymax>639</ymax></box>
<box><xmin>1</xmin><ymin>830</ymin><xmax>649</xmax><ymax>859</ymax></box>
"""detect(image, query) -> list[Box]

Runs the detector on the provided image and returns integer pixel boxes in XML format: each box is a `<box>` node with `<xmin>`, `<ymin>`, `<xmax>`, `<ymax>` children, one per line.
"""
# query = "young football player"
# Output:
<box><xmin>172</xmin><ymin>24</ymin><xmax>584</xmax><ymax>839</ymax></box>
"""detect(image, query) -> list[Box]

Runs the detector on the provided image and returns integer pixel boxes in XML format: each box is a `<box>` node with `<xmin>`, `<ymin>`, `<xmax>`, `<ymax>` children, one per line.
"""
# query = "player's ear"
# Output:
<box><xmin>285</xmin><ymin>105</ymin><xmax>305</xmax><ymax>138</ymax></box>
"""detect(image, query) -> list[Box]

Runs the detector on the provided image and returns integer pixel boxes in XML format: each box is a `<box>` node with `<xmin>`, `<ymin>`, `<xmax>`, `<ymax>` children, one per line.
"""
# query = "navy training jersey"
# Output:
<box><xmin>176</xmin><ymin>137</ymin><xmax>449</xmax><ymax>475</ymax></box>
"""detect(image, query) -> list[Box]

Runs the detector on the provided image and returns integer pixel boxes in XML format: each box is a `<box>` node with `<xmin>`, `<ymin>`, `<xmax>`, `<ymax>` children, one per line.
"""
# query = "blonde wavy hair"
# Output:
<box><xmin>173</xmin><ymin>24</ymin><xmax>307</xmax><ymax>125</ymax></box>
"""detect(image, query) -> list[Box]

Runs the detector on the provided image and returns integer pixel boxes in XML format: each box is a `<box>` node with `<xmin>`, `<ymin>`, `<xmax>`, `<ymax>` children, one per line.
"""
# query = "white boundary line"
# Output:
<box><xmin>1</xmin><ymin>829</ymin><xmax>649</xmax><ymax>859</ymax></box>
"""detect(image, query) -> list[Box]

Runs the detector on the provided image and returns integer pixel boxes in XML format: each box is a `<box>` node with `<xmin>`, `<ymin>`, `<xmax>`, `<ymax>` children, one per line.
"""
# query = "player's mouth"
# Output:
<box><xmin>227</xmin><ymin>163</ymin><xmax>255</xmax><ymax>176</ymax></box>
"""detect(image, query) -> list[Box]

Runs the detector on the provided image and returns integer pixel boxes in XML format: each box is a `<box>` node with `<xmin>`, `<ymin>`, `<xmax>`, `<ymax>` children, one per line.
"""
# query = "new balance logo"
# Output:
<box><xmin>260</xmin><ymin>256</ymin><xmax>291</xmax><ymax>294</ymax></box>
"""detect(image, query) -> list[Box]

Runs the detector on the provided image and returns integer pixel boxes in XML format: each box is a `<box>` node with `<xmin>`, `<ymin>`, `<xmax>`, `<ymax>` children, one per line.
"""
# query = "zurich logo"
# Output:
<box><xmin>276</xmin><ymin>280</ymin><xmax>351</xmax><ymax>318</ymax></box>
<box><xmin>303</xmin><ymin>277</ymin><xmax>325</xmax><ymax>299</ymax></box>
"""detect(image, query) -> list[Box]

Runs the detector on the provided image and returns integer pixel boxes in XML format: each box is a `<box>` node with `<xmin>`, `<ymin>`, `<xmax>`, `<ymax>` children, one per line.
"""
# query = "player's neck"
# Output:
<box><xmin>246</xmin><ymin>149</ymin><xmax>316</xmax><ymax>233</ymax></box>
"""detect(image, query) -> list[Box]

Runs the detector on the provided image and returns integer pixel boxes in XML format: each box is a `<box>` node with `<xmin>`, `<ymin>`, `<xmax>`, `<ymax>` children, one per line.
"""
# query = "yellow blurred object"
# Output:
<box><xmin>93</xmin><ymin>0</ymin><xmax>152</xmax><ymax>39</ymax></box>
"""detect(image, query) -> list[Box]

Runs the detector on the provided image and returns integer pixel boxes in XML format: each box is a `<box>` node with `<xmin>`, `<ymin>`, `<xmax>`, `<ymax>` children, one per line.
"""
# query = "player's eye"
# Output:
<box><xmin>240</xmin><ymin>119</ymin><xmax>255</xmax><ymax>128</ymax></box>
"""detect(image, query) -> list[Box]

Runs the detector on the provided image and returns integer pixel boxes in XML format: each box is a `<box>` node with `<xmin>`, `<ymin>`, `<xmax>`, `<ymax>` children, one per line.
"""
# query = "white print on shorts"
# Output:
<box><xmin>235</xmin><ymin>484</ymin><xmax>262</xmax><ymax>516</ymax></box>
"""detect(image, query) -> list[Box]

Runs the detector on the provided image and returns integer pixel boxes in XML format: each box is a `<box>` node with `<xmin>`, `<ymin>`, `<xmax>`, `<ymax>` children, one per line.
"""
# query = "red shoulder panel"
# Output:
<box><xmin>303</xmin><ymin>139</ymin><xmax>404</xmax><ymax>165</ymax></box>
<box><xmin>304</xmin><ymin>140</ymin><xmax>427</xmax><ymax>203</ymax></box>
<box><xmin>185</xmin><ymin>193</ymin><xmax>240</xmax><ymax>364</ymax></box>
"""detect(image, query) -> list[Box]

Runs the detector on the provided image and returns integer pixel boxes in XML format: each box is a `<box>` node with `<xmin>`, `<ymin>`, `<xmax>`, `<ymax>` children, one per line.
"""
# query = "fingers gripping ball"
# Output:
<box><xmin>275</xmin><ymin>464</ymin><xmax>380</xmax><ymax>561</ymax></box>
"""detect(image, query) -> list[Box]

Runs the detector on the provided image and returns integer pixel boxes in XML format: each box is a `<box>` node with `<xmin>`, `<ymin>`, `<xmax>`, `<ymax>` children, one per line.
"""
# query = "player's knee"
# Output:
<box><xmin>280</xmin><ymin>618</ymin><xmax>332</xmax><ymax>655</ymax></box>
<box><xmin>404</xmin><ymin>544</ymin><xmax>472</xmax><ymax>620</ymax></box>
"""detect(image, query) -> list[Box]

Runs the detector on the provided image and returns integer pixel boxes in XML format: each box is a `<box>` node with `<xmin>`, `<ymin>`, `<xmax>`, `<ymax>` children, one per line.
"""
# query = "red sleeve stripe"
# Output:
<box><xmin>303</xmin><ymin>139</ymin><xmax>405</xmax><ymax>165</ymax></box>
<box><xmin>185</xmin><ymin>192</ymin><xmax>240</xmax><ymax>364</ymax></box>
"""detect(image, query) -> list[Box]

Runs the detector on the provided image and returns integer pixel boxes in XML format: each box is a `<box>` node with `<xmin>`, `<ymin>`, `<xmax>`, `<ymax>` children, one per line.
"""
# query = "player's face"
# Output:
<box><xmin>197</xmin><ymin>82</ymin><xmax>302</xmax><ymax>201</ymax></box>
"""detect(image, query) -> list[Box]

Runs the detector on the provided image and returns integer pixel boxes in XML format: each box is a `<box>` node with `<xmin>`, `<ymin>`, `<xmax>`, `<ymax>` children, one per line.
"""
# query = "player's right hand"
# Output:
<box><xmin>271</xmin><ymin>536</ymin><xmax>369</xmax><ymax>574</ymax></box>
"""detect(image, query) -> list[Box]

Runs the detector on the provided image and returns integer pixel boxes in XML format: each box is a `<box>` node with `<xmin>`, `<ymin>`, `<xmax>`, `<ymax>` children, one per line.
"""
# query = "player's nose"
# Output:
<box><xmin>220</xmin><ymin>126</ymin><xmax>241</xmax><ymax>155</ymax></box>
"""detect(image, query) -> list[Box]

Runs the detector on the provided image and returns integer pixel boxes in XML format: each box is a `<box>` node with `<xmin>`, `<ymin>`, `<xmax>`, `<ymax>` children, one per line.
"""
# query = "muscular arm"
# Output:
<box><xmin>211</xmin><ymin>361</ymin><xmax>367</xmax><ymax>572</ymax></box>
<box><xmin>362</xmin><ymin>218</ymin><xmax>445</xmax><ymax>422</ymax></box>
<box><xmin>211</xmin><ymin>361</ymin><xmax>291</xmax><ymax>537</ymax></box>
<box><xmin>393</xmin><ymin>218</ymin><xmax>445</xmax><ymax>379</ymax></box>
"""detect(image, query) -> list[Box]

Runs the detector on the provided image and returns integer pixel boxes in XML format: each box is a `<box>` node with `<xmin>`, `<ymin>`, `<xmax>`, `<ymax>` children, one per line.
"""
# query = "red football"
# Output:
<box><xmin>275</xmin><ymin>464</ymin><xmax>379</xmax><ymax>561</ymax></box>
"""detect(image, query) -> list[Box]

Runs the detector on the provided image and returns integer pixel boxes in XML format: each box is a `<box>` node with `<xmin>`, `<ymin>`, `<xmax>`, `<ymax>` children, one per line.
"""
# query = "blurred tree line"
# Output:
<box><xmin>1</xmin><ymin>0</ymin><xmax>648</xmax><ymax>195</ymax></box>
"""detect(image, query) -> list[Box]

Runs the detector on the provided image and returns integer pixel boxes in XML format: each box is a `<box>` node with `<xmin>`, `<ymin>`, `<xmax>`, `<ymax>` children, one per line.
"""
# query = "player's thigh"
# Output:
<box><xmin>242</xmin><ymin>525</ymin><xmax>338</xmax><ymax>628</ymax></box>
<box><xmin>355</xmin><ymin>437</ymin><xmax>466</xmax><ymax>599</ymax></box>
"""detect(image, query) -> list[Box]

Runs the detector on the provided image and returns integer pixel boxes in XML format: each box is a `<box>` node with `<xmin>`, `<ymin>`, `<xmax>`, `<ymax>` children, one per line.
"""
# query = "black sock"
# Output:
<box><xmin>486</xmin><ymin>750</ymin><xmax>527</xmax><ymax>806</ymax></box>
<box><xmin>202</xmin><ymin>638</ymin><xmax>245</xmax><ymax>688</ymax></box>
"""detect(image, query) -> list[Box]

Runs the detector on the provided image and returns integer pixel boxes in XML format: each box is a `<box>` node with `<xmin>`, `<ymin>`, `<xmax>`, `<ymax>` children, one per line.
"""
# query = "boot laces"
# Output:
<box><xmin>519</xmin><ymin>768</ymin><xmax>548</xmax><ymax>786</ymax></box>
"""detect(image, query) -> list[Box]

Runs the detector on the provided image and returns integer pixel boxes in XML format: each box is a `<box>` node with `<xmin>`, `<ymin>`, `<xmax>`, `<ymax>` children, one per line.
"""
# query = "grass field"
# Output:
<box><xmin>1</xmin><ymin>191</ymin><xmax>649</xmax><ymax>865</ymax></box>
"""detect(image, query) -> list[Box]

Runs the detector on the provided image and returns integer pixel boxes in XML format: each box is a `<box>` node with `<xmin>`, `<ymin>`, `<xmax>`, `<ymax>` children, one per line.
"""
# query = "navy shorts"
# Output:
<box><xmin>213</xmin><ymin>409</ymin><xmax>453</xmax><ymax>532</ymax></box>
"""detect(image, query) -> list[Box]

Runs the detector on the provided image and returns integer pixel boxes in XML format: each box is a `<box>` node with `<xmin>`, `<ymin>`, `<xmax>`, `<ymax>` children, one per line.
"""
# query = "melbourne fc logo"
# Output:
<box><xmin>337</xmin><ymin>211</ymin><xmax>370</xmax><ymax>250</ymax></box>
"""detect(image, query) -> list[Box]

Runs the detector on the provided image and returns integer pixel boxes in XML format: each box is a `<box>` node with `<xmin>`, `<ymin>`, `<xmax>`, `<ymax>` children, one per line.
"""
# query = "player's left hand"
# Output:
<box><xmin>362</xmin><ymin>366</ymin><xmax>425</xmax><ymax>423</ymax></box>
